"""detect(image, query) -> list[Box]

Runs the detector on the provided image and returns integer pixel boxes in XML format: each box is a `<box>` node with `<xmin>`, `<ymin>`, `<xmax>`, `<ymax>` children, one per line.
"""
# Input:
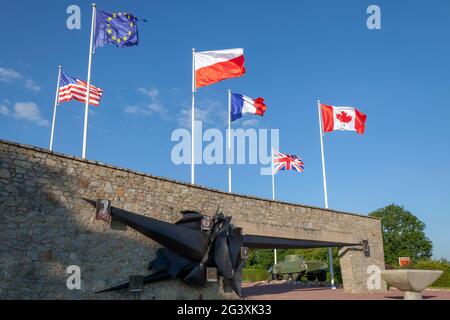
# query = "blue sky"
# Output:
<box><xmin>1</xmin><ymin>0</ymin><xmax>449</xmax><ymax>259</ymax></box>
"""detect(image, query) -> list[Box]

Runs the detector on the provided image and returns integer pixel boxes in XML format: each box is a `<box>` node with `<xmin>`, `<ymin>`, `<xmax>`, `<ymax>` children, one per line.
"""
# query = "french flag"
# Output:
<box><xmin>194</xmin><ymin>48</ymin><xmax>246</xmax><ymax>88</ymax></box>
<box><xmin>231</xmin><ymin>93</ymin><xmax>267</xmax><ymax>122</ymax></box>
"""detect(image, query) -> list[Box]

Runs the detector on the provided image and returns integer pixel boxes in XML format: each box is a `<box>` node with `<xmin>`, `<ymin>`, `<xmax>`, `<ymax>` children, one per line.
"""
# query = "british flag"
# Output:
<box><xmin>273</xmin><ymin>151</ymin><xmax>304</xmax><ymax>174</ymax></box>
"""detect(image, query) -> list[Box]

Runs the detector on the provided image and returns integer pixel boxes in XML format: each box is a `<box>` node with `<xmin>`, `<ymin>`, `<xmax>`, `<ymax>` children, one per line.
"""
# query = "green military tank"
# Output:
<box><xmin>269</xmin><ymin>254</ymin><xmax>328</xmax><ymax>282</ymax></box>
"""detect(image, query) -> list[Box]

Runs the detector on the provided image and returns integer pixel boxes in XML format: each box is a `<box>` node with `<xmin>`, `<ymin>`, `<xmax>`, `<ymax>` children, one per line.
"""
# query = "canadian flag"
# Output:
<box><xmin>320</xmin><ymin>104</ymin><xmax>367</xmax><ymax>134</ymax></box>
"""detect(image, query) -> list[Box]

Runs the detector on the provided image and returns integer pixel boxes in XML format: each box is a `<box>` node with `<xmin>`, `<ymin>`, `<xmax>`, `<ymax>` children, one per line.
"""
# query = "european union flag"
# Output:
<box><xmin>94</xmin><ymin>10</ymin><xmax>140</xmax><ymax>48</ymax></box>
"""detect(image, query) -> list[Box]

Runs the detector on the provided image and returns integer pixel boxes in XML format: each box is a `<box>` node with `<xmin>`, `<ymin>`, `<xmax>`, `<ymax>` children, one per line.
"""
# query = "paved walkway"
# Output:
<box><xmin>242</xmin><ymin>281</ymin><xmax>450</xmax><ymax>300</ymax></box>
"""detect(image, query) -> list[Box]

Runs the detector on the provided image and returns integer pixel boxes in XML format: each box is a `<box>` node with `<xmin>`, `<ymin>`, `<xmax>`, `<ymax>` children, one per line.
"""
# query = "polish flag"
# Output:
<box><xmin>231</xmin><ymin>93</ymin><xmax>267</xmax><ymax>122</ymax></box>
<box><xmin>321</xmin><ymin>104</ymin><xmax>367</xmax><ymax>134</ymax></box>
<box><xmin>194</xmin><ymin>48</ymin><xmax>245</xmax><ymax>88</ymax></box>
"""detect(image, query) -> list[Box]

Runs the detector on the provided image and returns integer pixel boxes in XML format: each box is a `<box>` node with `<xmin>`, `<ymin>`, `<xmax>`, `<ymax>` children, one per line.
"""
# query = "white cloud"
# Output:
<box><xmin>124</xmin><ymin>87</ymin><xmax>168</xmax><ymax>118</ymax></box>
<box><xmin>137</xmin><ymin>87</ymin><xmax>159</xmax><ymax>99</ymax></box>
<box><xmin>148</xmin><ymin>102</ymin><xmax>167</xmax><ymax>115</ymax></box>
<box><xmin>176</xmin><ymin>98</ymin><xmax>227</xmax><ymax>128</ymax></box>
<box><xmin>169</xmin><ymin>87</ymin><xmax>183</xmax><ymax>96</ymax></box>
<box><xmin>24</xmin><ymin>79</ymin><xmax>41</xmax><ymax>92</ymax></box>
<box><xmin>0</xmin><ymin>67</ymin><xmax>41</xmax><ymax>92</ymax></box>
<box><xmin>124</xmin><ymin>105</ymin><xmax>141</xmax><ymax>115</ymax></box>
<box><xmin>0</xmin><ymin>68</ymin><xmax>22</xmax><ymax>82</ymax></box>
<box><xmin>0</xmin><ymin>103</ymin><xmax>10</xmax><ymax>116</ymax></box>
<box><xmin>177</xmin><ymin>106</ymin><xmax>210</xmax><ymax>128</ymax></box>
<box><xmin>242</xmin><ymin>119</ymin><xmax>259</xmax><ymax>127</ymax></box>
<box><xmin>11</xmin><ymin>102</ymin><xmax>49</xmax><ymax>126</ymax></box>
<box><xmin>126</xmin><ymin>88</ymin><xmax>228</xmax><ymax>128</ymax></box>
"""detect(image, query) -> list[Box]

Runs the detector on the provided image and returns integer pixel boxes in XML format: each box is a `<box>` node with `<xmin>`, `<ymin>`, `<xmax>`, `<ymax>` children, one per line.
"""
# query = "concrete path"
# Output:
<box><xmin>242</xmin><ymin>281</ymin><xmax>450</xmax><ymax>300</ymax></box>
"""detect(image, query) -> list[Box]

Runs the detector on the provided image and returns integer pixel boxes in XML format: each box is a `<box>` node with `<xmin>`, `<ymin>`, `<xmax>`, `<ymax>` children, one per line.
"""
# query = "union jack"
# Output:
<box><xmin>273</xmin><ymin>151</ymin><xmax>304</xmax><ymax>174</ymax></box>
<box><xmin>58</xmin><ymin>72</ymin><xmax>103</xmax><ymax>106</ymax></box>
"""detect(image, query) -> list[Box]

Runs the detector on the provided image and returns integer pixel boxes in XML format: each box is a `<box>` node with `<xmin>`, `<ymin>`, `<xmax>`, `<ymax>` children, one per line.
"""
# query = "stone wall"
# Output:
<box><xmin>0</xmin><ymin>140</ymin><xmax>386</xmax><ymax>299</ymax></box>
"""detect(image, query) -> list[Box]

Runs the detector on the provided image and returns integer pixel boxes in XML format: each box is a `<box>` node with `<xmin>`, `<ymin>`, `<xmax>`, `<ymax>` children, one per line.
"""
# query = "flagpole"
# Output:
<box><xmin>191</xmin><ymin>48</ymin><xmax>196</xmax><ymax>184</ymax></box>
<box><xmin>318</xmin><ymin>100</ymin><xmax>328</xmax><ymax>207</ymax></box>
<box><xmin>318</xmin><ymin>99</ymin><xmax>336</xmax><ymax>289</ymax></box>
<box><xmin>271</xmin><ymin>148</ymin><xmax>277</xmax><ymax>265</ymax></box>
<box><xmin>49</xmin><ymin>65</ymin><xmax>62</xmax><ymax>151</ymax></box>
<box><xmin>228</xmin><ymin>89</ymin><xmax>232</xmax><ymax>193</ymax></box>
<box><xmin>271</xmin><ymin>148</ymin><xmax>275</xmax><ymax>200</ymax></box>
<box><xmin>82</xmin><ymin>3</ymin><xmax>96</xmax><ymax>159</ymax></box>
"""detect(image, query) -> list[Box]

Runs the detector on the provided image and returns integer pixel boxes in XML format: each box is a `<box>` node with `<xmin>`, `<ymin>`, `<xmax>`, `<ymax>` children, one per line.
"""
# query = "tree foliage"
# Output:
<box><xmin>369</xmin><ymin>204</ymin><xmax>433</xmax><ymax>265</ymax></box>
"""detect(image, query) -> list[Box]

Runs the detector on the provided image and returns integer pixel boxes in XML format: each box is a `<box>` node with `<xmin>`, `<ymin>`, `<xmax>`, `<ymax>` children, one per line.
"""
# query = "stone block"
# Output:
<box><xmin>0</xmin><ymin>169</ymin><xmax>11</xmax><ymax>179</ymax></box>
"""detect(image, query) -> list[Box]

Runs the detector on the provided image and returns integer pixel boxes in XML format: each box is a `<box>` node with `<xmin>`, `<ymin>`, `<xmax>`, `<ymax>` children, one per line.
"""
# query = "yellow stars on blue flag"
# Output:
<box><xmin>94</xmin><ymin>9</ymin><xmax>141</xmax><ymax>49</ymax></box>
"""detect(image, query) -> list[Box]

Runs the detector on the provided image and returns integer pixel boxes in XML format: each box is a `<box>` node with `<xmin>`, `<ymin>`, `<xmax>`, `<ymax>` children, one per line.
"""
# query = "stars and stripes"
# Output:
<box><xmin>273</xmin><ymin>151</ymin><xmax>305</xmax><ymax>174</ymax></box>
<box><xmin>58</xmin><ymin>72</ymin><xmax>103</xmax><ymax>106</ymax></box>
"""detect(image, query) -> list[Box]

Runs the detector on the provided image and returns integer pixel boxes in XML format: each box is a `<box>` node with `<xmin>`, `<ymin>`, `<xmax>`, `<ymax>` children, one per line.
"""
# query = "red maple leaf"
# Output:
<box><xmin>336</xmin><ymin>111</ymin><xmax>352</xmax><ymax>123</ymax></box>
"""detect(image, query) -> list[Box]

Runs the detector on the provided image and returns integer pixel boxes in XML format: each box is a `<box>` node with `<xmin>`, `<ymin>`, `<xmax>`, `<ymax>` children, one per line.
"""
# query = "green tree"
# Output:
<box><xmin>245</xmin><ymin>247</ymin><xmax>343</xmax><ymax>284</ymax></box>
<box><xmin>246</xmin><ymin>249</ymin><xmax>274</xmax><ymax>271</ymax></box>
<box><xmin>369</xmin><ymin>204</ymin><xmax>433</xmax><ymax>265</ymax></box>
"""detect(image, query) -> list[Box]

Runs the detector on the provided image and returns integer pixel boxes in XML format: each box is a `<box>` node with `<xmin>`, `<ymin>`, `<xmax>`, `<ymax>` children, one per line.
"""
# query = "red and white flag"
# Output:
<box><xmin>58</xmin><ymin>72</ymin><xmax>103</xmax><ymax>106</ymax></box>
<box><xmin>194</xmin><ymin>48</ymin><xmax>245</xmax><ymax>88</ymax></box>
<box><xmin>320</xmin><ymin>104</ymin><xmax>367</xmax><ymax>134</ymax></box>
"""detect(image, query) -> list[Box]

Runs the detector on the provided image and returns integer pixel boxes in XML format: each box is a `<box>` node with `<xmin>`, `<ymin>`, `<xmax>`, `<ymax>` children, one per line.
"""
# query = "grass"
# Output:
<box><xmin>411</xmin><ymin>260</ymin><xmax>450</xmax><ymax>288</ymax></box>
<box><xmin>242</xmin><ymin>269</ymin><xmax>269</xmax><ymax>282</ymax></box>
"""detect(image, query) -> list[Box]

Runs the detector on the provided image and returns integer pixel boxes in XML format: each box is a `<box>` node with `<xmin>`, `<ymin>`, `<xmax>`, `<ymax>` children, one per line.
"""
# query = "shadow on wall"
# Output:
<box><xmin>0</xmin><ymin>149</ymin><xmax>221</xmax><ymax>299</ymax></box>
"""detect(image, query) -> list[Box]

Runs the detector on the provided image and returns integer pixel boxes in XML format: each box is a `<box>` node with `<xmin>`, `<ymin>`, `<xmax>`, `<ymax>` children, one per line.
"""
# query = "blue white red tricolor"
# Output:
<box><xmin>231</xmin><ymin>93</ymin><xmax>267</xmax><ymax>122</ymax></box>
<box><xmin>58</xmin><ymin>72</ymin><xmax>103</xmax><ymax>106</ymax></box>
<box><xmin>273</xmin><ymin>151</ymin><xmax>305</xmax><ymax>173</ymax></box>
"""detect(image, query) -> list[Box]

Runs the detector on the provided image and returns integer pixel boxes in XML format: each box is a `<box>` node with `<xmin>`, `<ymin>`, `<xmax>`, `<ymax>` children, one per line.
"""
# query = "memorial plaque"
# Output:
<box><xmin>206</xmin><ymin>267</ymin><xmax>218</xmax><ymax>282</ymax></box>
<box><xmin>362</xmin><ymin>240</ymin><xmax>370</xmax><ymax>257</ymax></box>
<box><xmin>95</xmin><ymin>199</ymin><xmax>111</xmax><ymax>222</ymax></box>
<box><xmin>201</xmin><ymin>215</ymin><xmax>212</xmax><ymax>231</ymax></box>
<box><xmin>399</xmin><ymin>257</ymin><xmax>411</xmax><ymax>268</ymax></box>
<box><xmin>129</xmin><ymin>275</ymin><xmax>144</xmax><ymax>292</ymax></box>
<box><xmin>241</xmin><ymin>246</ymin><xmax>249</xmax><ymax>260</ymax></box>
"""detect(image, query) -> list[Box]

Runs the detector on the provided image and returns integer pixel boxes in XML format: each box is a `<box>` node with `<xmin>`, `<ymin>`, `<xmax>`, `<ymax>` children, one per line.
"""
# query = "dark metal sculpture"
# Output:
<box><xmin>83</xmin><ymin>199</ymin><xmax>246</xmax><ymax>296</ymax></box>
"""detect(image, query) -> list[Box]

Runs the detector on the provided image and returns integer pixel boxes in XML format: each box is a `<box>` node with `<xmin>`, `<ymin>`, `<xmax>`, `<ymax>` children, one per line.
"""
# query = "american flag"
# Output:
<box><xmin>273</xmin><ymin>151</ymin><xmax>304</xmax><ymax>174</ymax></box>
<box><xmin>58</xmin><ymin>72</ymin><xmax>103</xmax><ymax>106</ymax></box>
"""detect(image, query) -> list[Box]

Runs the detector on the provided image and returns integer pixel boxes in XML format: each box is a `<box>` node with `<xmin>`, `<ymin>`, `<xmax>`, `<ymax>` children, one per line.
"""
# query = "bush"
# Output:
<box><xmin>411</xmin><ymin>259</ymin><xmax>450</xmax><ymax>288</ymax></box>
<box><xmin>243</xmin><ymin>269</ymin><xmax>269</xmax><ymax>282</ymax></box>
